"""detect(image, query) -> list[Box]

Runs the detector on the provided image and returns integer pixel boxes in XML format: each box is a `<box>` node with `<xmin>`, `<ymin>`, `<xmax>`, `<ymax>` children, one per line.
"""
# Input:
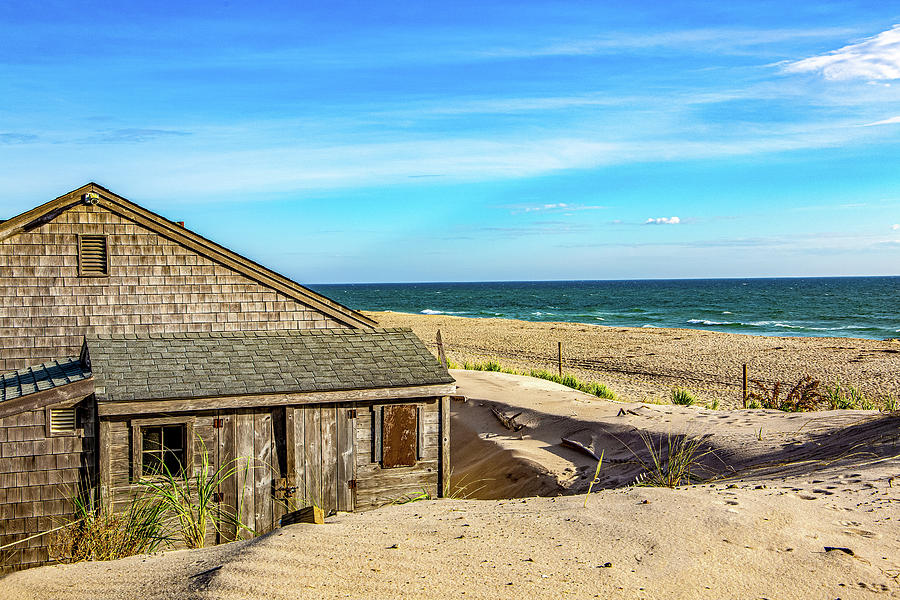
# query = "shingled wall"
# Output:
<box><xmin>0</xmin><ymin>203</ymin><xmax>342</xmax><ymax>372</ymax></box>
<box><xmin>0</xmin><ymin>396</ymin><xmax>95</xmax><ymax>573</ymax></box>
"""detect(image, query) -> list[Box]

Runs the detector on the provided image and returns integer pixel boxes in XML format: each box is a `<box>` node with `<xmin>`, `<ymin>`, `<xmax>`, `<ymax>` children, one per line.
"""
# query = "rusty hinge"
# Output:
<box><xmin>347</xmin><ymin>479</ymin><xmax>357</xmax><ymax>490</ymax></box>
<box><xmin>347</xmin><ymin>409</ymin><xmax>357</xmax><ymax>419</ymax></box>
<box><xmin>212</xmin><ymin>418</ymin><xmax>224</xmax><ymax>429</ymax></box>
<box><xmin>213</xmin><ymin>492</ymin><xmax>224</xmax><ymax>503</ymax></box>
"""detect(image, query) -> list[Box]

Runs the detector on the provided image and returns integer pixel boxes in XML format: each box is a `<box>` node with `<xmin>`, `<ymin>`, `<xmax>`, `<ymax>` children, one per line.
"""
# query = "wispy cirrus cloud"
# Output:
<box><xmin>0</xmin><ymin>132</ymin><xmax>38</xmax><ymax>144</ymax></box>
<box><xmin>505</xmin><ymin>202</ymin><xmax>606</xmax><ymax>215</ymax></box>
<box><xmin>863</xmin><ymin>116</ymin><xmax>900</xmax><ymax>126</ymax></box>
<box><xmin>82</xmin><ymin>128</ymin><xmax>192</xmax><ymax>144</ymax></box>
<box><xmin>782</xmin><ymin>24</ymin><xmax>900</xmax><ymax>81</ymax></box>
<box><xmin>645</xmin><ymin>216</ymin><xmax>681</xmax><ymax>225</ymax></box>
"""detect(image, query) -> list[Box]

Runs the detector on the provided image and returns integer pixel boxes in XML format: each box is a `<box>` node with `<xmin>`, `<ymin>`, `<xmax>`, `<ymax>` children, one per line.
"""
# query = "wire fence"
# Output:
<box><xmin>425</xmin><ymin>337</ymin><xmax>788</xmax><ymax>400</ymax></box>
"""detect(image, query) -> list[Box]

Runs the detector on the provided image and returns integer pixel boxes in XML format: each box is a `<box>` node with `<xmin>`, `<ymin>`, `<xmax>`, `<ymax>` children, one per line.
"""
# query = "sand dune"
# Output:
<box><xmin>3</xmin><ymin>371</ymin><xmax>898</xmax><ymax>599</ymax></box>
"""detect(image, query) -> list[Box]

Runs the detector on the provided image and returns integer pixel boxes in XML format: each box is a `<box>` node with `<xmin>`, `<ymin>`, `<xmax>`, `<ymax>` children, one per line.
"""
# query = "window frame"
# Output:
<box><xmin>77</xmin><ymin>233</ymin><xmax>110</xmax><ymax>277</ymax></box>
<box><xmin>130</xmin><ymin>416</ymin><xmax>194</xmax><ymax>482</ymax></box>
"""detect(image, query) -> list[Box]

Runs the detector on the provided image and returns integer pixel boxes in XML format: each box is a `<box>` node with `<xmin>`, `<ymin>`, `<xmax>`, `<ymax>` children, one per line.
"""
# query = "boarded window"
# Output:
<box><xmin>141</xmin><ymin>424</ymin><xmax>186</xmax><ymax>476</ymax></box>
<box><xmin>78</xmin><ymin>235</ymin><xmax>108</xmax><ymax>276</ymax></box>
<box><xmin>382</xmin><ymin>404</ymin><xmax>417</xmax><ymax>468</ymax></box>
<box><xmin>49</xmin><ymin>408</ymin><xmax>76</xmax><ymax>433</ymax></box>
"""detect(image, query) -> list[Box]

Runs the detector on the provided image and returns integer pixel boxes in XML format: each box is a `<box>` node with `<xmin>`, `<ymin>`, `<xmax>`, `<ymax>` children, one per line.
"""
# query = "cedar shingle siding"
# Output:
<box><xmin>0</xmin><ymin>201</ymin><xmax>345</xmax><ymax>372</ymax></box>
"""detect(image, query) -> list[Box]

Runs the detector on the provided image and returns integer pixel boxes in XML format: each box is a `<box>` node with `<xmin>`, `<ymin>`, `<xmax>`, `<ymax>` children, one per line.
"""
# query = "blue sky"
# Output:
<box><xmin>1</xmin><ymin>1</ymin><xmax>899</xmax><ymax>282</ymax></box>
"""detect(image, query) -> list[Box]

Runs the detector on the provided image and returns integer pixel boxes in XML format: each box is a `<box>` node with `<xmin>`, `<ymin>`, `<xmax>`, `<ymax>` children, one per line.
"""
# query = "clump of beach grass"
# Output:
<box><xmin>671</xmin><ymin>387</ymin><xmax>698</xmax><ymax>406</ymax></box>
<box><xmin>49</xmin><ymin>490</ymin><xmax>167</xmax><ymax>563</ymax></box>
<box><xmin>138</xmin><ymin>438</ymin><xmax>249</xmax><ymax>548</ymax></box>
<box><xmin>747</xmin><ymin>376</ymin><xmax>823</xmax><ymax>412</ymax></box>
<box><xmin>632</xmin><ymin>433</ymin><xmax>717</xmax><ymax>488</ymax></box>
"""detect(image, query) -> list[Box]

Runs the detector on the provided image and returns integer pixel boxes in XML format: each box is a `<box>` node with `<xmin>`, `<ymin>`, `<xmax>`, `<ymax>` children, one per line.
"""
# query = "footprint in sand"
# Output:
<box><xmin>842</xmin><ymin>528</ymin><xmax>879</xmax><ymax>538</ymax></box>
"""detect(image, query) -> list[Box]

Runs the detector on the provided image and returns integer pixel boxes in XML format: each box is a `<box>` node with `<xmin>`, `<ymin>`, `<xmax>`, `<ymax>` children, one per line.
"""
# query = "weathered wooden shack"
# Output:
<box><xmin>0</xmin><ymin>184</ymin><xmax>455</xmax><ymax>572</ymax></box>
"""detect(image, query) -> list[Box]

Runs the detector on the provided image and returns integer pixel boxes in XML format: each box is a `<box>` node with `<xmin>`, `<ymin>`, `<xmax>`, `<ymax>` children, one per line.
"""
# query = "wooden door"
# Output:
<box><xmin>286</xmin><ymin>403</ymin><xmax>357</xmax><ymax>514</ymax></box>
<box><xmin>216</xmin><ymin>408</ymin><xmax>276</xmax><ymax>540</ymax></box>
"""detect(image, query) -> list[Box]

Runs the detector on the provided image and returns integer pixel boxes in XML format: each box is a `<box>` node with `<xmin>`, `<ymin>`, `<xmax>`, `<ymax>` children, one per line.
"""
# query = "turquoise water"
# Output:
<box><xmin>312</xmin><ymin>277</ymin><xmax>900</xmax><ymax>340</ymax></box>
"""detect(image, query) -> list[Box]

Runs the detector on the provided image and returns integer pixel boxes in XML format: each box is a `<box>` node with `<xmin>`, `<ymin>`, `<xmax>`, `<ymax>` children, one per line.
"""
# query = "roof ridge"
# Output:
<box><xmin>86</xmin><ymin>327</ymin><xmax>414</xmax><ymax>341</ymax></box>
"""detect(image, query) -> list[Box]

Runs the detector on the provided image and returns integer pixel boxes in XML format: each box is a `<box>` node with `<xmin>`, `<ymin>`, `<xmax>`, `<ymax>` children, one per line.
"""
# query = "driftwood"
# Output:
<box><xmin>617</xmin><ymin>407</ymin><xmax>642</xmax><ymax>416</ymax></box>
<box><xmin>491</xmin><ymin>407</ymin><xmax>524</xmax><ymax>431</ymax></box>
<box><xmin>560</xmin><ymin>436</ymin><xmax>602</xmax><ymax>461</ymax></box>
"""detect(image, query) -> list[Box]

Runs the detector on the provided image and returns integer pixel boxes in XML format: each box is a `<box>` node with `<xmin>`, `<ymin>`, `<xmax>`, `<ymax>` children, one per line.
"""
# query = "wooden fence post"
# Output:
<box><xmin>742</xmin><ymin>363</ymin><xmax>748</xmax><ymax>408</ymax></box>
<box><xmin>558</xmin><ymin>341</ymin><xmax>563</xmax><ymax>377</ymax></box>
<box><xmin>436</xmin><ymin>329</ymin><xmax>448</xmax><ymax>369</ymax></box>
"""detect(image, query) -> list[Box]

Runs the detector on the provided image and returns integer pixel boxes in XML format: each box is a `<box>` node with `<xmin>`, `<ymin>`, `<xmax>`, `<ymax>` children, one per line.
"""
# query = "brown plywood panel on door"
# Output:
<box><xmin>321</xmin><ymin>405</ymin><xmax>337</xmax><ymax>513</ymax></box>
<box><xmin>253</xmin><ymin>410</ymin><xmax>274</xmax><ymax>534</ymax></box>
<box><xmin>234</xmin><ymin>411</ymin><xmax>255</xmax><ymax>540</ymax></box>
<box><xmin>303</xmin><ymin>406</ymin><xmax>322</xmax><ymax>508</ymax></box>
<box><xmin>382</xmin><ymin>404</ymin><xmax>417</xmax><ymax>468</ymax></box>
<box><xmin>336</xmin><ymin>404</ymin><xmax>357</xmax><ymax>511</ymax></box>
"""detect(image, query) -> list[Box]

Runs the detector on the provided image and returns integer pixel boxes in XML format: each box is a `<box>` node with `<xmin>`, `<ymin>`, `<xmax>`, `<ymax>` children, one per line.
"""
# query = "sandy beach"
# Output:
<box><xmin>3</xmin><ymin>370</ymin><xmax>897</xmax><ymax>599</ymax></box>
<box><xmin>367</xmin><ymin>310</ymin><xmax>900</xmax><ymax>408</ymax></box>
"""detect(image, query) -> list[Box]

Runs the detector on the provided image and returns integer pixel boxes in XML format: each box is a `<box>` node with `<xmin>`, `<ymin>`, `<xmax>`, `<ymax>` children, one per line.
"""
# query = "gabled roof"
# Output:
<box><xmin>87</xmin><ymin>329</ymin><xmax>454</xmax><ymax>403</ymax></box>
<box><xmin>0</xmin><ymin>182</ymin><xmax>376</xmax><ymax>329</ymax></box>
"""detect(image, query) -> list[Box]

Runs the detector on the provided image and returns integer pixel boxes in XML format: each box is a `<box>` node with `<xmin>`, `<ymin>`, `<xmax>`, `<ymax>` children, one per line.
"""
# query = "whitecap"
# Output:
<box><xmin>641</xmin><ymin>324</ymin><xmax>659</xmax><ymax>328</ymax></box>
<box><xmin>687</xmin><ymin>319</ymin><xmax>731</xmax><ymax>326</ymax></box>
<box><xmin>722</xmin><ymin>311</ymin><xmax>733</xmax><ymax>315</ymax></box>
<box><xmin>421</xmin><ymin>309</ymin><xmax>443</xmax><ymax>315</ymax></box>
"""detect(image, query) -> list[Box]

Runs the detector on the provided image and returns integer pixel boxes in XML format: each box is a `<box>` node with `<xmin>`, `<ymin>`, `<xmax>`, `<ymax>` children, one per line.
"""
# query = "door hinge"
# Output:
<box><xmin>213</xmin><ymin>418</ymin><xmax>224</xmax><ymax>428</ymax></box>
<box><xmin>213</xmin><ymin>492</ymin><xmax>224</xmax><ymax>502</ymax></box>
<box><xmin>347</xmin><ymin>409</ymin><xmax>357</xmax><ymax>419</ymax></box>
<box><xmin>347</xmin><ymin>479</ymin><xmax>357</xmax><ymax>490</ymax></box>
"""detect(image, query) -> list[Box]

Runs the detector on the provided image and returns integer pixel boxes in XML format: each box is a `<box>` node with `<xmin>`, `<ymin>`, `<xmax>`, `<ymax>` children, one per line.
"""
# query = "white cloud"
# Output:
<box><xmin>892</xmin><ymin>224</ymin><xmax>900</xmax><ymax>230</ymax></box>
<box><xmin>510</xmin><ymin>202</ymin><xmax>605</xmax><ymax>214</ymax></box>
<box><xmin>783</xmin><ymin>24</ymin><xmax>900</xmax><ymax>81</ymax></box>
<box><xmin>864</xmin><ymin>116</ymin><xmax>900</xmax><ymax>126</ymax></box>
<box><xmin>645</xmin><ymin>216</ymin><xmax>681</xmax><ymax>225</ymax></box>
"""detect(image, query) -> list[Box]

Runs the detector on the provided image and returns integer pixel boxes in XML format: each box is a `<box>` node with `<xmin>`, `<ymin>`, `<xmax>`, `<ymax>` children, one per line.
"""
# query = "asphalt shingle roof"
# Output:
<box><xmin>0</xmin><ymin>357</ymin><xmax>91</xmax><ymax>403</ymax></box>
<box><xmin>86</xmin><ymin>328</ymin><xmax>454</xmax><ymax>403</ymax></box>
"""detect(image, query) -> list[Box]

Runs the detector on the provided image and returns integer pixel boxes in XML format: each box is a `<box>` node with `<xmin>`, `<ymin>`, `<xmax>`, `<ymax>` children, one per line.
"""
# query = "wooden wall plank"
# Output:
<box><xmin>303</xmin><ymin>406</ymin><xmax>322</xmax><ymax>508</ymax></box>
<box><xmin>253</xmin><ymin>410</ymin><xmax>274</xmax><ymax>534</ymax></box>
<box><xmin>320</xmin><ymin>406</ymin><xmax>337</xmax><ymax>513</ymax></box>
<box><xmin>439</xmin><ymin>396</ymin><xmax>450</xmax><ymax>498</ymax></box>
<box><xmin>234</xmin><ymin>411</ymin><xmax>255</xmax><ymax>540</ymax></box>
<box><xmin>218</xmin><ymin>411</ymin><xmax>237</xmax><ymax>542</ymax></box>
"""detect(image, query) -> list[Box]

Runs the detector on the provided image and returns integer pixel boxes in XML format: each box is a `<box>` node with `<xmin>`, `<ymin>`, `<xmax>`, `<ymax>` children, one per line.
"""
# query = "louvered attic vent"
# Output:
<box><xmin>79</xmin><ymin>235</ymin><xmax>108</xmax><ymax>276</ymax></box>
<box><xmin>49</xmin><ymin>408</ymin><xmax>76</xmax><ymax>433</ymax></box>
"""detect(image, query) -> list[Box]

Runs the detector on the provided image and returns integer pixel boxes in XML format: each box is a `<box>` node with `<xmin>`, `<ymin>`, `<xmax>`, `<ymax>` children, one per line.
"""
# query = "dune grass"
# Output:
<box><xmin>448</xmin><ymin>359</ymin><xmax>617</xmax><ymax>400</ymax></box>
<box><xmin>671</xmin><ymin>387</ymin><xmax>698</xmax><ymax>406</ymax></box>
<box><xmin>49</xmin><ymin>489</ymin><xmax>167</xmax><ymax>563</ymax></box>
<box><xmin>632</xmin><ymin>433</ymin><xmax>716</xmax><ymax>488</ymax></box>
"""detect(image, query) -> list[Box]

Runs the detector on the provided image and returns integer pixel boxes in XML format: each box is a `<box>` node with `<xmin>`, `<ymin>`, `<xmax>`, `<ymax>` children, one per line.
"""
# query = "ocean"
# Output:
<box><xmin>312</xmin><ymin>277</ymin><xmax>900</xmax><ymax>341</ymax></box>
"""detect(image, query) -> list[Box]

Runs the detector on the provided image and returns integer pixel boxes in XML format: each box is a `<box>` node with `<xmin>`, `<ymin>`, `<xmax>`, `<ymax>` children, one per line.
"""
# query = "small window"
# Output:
<box><xmin>49</xmin><ymin>408</ymin><xmax>76</xmax><ymax>433</ymax></box>
<box><xmin>78</xmin><ymin>234</ymin><xmax>108</xmax><ymax>276</ymax></box>
<box><xmin>141</xmin><ymin>424</ymin><xmax>186</xmax><ymax>476</ymax></box>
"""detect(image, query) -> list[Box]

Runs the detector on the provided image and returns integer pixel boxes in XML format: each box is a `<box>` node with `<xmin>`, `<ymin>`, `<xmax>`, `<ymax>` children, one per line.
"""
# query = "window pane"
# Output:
<box><xmin>162</xmin><ymin>425</ymin><xmax>183</xmax><ymax>451</ymax></box>
<box><xmin>142</xmin><ymin>451</ymin><xmax>163</xmax><ymax>476</ymax></box>
<box><xmin>143</xmin><ymin>427</ymin><xmax>161</xmax><ymax>451</ymax></box>
<box><xmin>163</xmin><ymin>450</ymin><xmax>183</xmax><ymax>475</ymax></box>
